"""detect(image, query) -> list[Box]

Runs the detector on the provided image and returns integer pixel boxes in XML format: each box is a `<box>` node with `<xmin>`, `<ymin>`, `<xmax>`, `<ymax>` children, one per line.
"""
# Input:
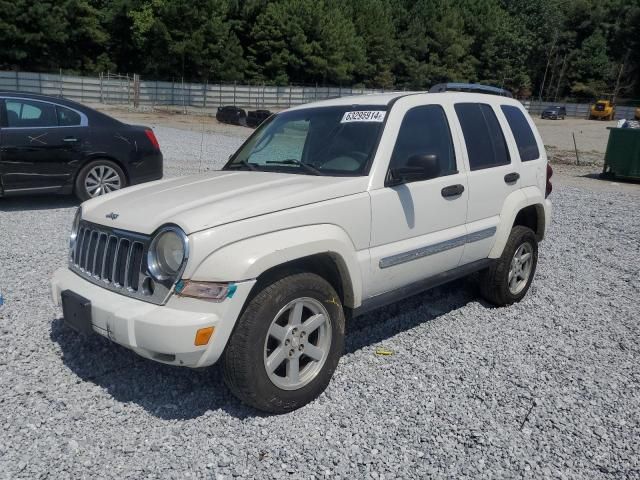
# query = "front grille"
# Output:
<box><xmin>69</xmin><ymin>221</ymin><xmax>172</xmax><ymax>305</ymax></box>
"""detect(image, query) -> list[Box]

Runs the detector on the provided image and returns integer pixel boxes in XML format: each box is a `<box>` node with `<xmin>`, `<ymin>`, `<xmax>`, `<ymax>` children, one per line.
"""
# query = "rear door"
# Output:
<box><xmin>453</xmin><ymin>102</ymin><xmax>520</xmax><ymax>264</ymax></box>
<box><xmin>0</xmin><ymin>98</ymin><xmax>87</xmax><ymax>193</ymax></box>
<box><xmin>499</xmin><ymin>104</ymin><xmax>546</xmax><ymax>193</ymax></box>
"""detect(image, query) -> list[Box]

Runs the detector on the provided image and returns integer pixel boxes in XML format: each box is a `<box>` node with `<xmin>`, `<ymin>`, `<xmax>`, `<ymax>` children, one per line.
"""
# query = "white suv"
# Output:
<box><xmin>52</xmin><ymin>88</ymin><xmax>552</xmax><ymax>412</ymax></box>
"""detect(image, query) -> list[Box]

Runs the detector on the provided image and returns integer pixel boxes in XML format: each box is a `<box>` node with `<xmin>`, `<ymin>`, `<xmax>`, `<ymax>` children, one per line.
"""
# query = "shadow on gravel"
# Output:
<box><xmin>50</xmin><ymin>317</ymin><xmax>258</xmax><ymax>420</ymax></box>
<box><xmin>345</xmin><ymin>278</ymin><xmax>480</xmax><ymax>353</ymax></box>
<box><xmin>581</xmin><ymin>172</ymin><xmax>640</xmax><ymax>184</ymax></box>
<box><xmin>50</xmin><ymin>278</ymin><xmax>480</xmax><ymax>418</ymax></box>
<box><xmin>0</xmin><ymin>195</ymin><xmax>79</xmax><ymax>211</ymax></box>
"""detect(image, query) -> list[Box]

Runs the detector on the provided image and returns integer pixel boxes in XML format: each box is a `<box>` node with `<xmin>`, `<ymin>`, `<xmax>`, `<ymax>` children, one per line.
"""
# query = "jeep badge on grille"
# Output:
<box><xmin>105</xmin><ymin>212</ymin><xmax>119</xmax><ymax>220</ymax></box>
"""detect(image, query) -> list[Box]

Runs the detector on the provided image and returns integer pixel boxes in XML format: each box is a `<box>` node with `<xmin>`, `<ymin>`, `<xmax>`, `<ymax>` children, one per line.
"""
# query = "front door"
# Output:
<box><xmin>0</xmin><ymin>98</ymin><xmax>85</xmax><ymax>193</ymax></box>
<box><xmin>368</xmin><ymin>103</ymin><xmax>469</xmax><ymax>297</ymax></box>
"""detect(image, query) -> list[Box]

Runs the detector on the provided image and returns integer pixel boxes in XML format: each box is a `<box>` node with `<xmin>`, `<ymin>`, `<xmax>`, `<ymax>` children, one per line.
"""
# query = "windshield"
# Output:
<box><xmin>224</xmin><ymin>106</ymin><xmax>387</xmax><ymax>176</ymax></box>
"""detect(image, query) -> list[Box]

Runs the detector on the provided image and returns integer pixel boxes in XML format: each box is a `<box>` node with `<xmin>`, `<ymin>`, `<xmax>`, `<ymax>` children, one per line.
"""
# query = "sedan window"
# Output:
<box><xmin>6</xmin><ymin>99</ymin><xmax>57</xmax><ymax>128</ymax></box>
<box><xmin>56</xmin><ymin>105</ymin><xmax>82</xmax><ymax>126</ymax></box>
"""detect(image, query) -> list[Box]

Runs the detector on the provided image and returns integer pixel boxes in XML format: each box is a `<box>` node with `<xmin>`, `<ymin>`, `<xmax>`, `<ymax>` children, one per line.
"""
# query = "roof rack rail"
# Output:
<box><xmin>429</xmin><ymin>83</ymin><xmax>513</xmax><ymax>98</ymax></box>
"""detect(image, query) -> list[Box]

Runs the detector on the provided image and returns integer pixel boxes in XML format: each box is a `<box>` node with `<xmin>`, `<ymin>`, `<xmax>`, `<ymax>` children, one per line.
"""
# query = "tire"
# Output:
<box><xmin>480</xmin><ymin>226</ymin><xmax>538</xmax><ymax>307</ymax></box>
<box><xmin>223</xmin><ymin>272</ymin><xmax>345</xmax><ymax>413</ymax></box>
<box><xmin>74</xmin><ymin>159</ymin><xmax>126</xmax><ymax>201</ymax></box>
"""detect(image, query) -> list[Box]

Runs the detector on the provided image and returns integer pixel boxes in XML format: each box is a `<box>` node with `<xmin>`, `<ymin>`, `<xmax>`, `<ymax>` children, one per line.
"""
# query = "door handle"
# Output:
<box><xmin>441</xmin><ymin>184</ymin><xmax>465</xmax><ymax>198</ymax></box>
<box><xmin>63</xmin><ymin>137</ymin><xmax>78</xmax><ymax>143</ymax></box>
<box><xmin>504</xmin><ymin>172</ymin><xmax>520</xmax><ymax>183</ymax></box>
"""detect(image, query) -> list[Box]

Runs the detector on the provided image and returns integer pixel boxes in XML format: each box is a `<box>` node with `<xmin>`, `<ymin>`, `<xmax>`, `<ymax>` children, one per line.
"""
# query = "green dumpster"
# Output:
<box><xmin>602</xmin><ymin>127</ymin><xmax>640</xmax><ymax>180</ymax></box>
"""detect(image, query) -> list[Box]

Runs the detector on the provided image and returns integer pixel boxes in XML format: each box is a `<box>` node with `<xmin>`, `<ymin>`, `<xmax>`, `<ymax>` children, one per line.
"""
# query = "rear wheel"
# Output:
<box><xmin>75</xmin><ymin>160</ymin><xmax>126</xmax><ymax>201</ymax></box>
<box><xmin>223</xmin><ymin>272</ymin><xmax>345</xmax><ymax>413</ymax></box>
<box><xmin>480</xmin><ymin>226</ymin><xmax>538</xmax><ymax>306</ymax></box>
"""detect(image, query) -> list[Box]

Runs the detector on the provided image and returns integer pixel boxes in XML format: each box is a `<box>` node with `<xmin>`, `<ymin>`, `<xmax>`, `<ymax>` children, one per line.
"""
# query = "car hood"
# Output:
<box><xmin>81</xmin><ymin>171</ymin><xmax>369</xmax><ymax>235</ymax></box>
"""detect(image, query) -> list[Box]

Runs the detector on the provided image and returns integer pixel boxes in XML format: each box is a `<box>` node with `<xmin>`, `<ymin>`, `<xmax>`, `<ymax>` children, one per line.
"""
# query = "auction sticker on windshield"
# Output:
<box><xmin>341</xmin><ymin>111</ymin><xmax>386</xmax><ymax>123</ymax></box>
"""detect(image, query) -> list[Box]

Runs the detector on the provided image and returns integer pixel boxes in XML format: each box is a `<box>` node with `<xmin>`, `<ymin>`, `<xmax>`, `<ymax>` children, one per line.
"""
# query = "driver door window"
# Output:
<box><xmin>388</xmin><ymin>105</ymin><xmax>457</xmax><ymax>176</ymax></box>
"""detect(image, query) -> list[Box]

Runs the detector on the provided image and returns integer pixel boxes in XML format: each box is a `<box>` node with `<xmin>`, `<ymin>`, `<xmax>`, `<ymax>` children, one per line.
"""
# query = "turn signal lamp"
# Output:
<box><xmin>195</xmin><ymin>327</ymin><xmax>215</xmax><ymax>346</ymax></box>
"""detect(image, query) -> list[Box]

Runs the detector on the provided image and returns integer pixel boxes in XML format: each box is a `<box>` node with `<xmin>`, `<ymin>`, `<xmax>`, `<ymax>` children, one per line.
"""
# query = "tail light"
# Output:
<box><xmin>545</xmin><ymin>163</ymin><xmax>553</xmax><ymax>197</ymax></box>
<box><xmin>144</xmin><ymin>129</ymin><xmax>160</xmax><ymax>151</ymax></box>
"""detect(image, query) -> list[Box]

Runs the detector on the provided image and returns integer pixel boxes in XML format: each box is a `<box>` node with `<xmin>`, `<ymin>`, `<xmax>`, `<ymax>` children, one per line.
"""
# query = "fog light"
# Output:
<box><xmin>195</xmin><ymin>327</ymin><xmax>214</xmax><ymax>346</ymax></box>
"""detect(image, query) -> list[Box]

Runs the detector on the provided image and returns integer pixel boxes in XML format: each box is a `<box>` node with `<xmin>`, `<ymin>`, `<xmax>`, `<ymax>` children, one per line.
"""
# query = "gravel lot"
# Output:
<box><xmin>1</xmin><ymin>124</ymin><xmax>639</xmax><ymax>479</ymax></box>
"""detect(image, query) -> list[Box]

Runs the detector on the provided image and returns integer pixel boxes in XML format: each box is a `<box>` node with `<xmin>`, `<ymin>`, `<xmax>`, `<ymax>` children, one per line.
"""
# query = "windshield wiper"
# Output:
<box><xmin>227</xmin><ymin>160</ymin><xmax>258</xmax><ymax>171</ymax></box>
<box><xmin>266</xmin><ymin>159</ymin><xmax>322</xmax><ymax>175</ymax></box>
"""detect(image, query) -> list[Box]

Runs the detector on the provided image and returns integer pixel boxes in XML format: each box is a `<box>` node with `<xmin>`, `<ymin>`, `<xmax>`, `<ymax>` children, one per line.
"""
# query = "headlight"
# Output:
<box><xmin>148</xmin><ymin>226</ymin><xmax>188</xmax><ymax>281</ymax></box>
<box><xmin>70</xmin><ymin>208</ymin><xmax>81</xmax><ymax>250</ymax></box>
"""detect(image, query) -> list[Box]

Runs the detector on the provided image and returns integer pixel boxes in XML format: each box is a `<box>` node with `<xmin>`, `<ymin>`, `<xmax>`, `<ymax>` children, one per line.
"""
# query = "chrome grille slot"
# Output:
<box><xmin>114</xmin><ymin>239</ymin><xmax>130</xmax><ymax>286</ymax></box>
<box><xmin>93</xmin><ymin>233</ymin><xmax>108</xmax><ymax>277</ymax></box>
<box><xmin>69</xmin><ymin>220</ymin><xmax>171</xmax><ymax>305</ymax></box>
<box><xmin>128</xmin><ymin>242</ymin><xmax>144</xmax><ymax>291</ymax></box>
<box><xmin>103</xmin><ymin>236</ymin><xmax>118</xmax><ymax>282</ymax></box>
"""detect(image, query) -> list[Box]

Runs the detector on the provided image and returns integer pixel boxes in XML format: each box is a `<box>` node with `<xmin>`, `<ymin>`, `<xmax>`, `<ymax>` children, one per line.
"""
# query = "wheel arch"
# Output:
<box><xmin>187</xmin><ymin>224</ymin><xmax>363</xmax><ymax>308</ymax></box>
<box><xmin>249</xmin><ymin>252</ymin><xmax>355</xmax><ymax>309</ymax></box>
<box><xmin>76</xmin><ymin>155</ymin><xmax>130</xmax><ymax>184</ymax></box>
<box><xmin>489</xmin><ymin>187</ymin><xmax>548</xmax><ymax>258</ymax></box>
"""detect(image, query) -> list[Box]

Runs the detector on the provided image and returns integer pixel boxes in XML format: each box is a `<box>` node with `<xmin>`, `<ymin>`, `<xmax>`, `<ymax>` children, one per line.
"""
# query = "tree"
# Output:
<box><xmin>247</xmin><ymin>0</ymin><xmax>365</xmax><ymax>85</ymax></box>
<box><xmin>0</xmin><ymin>0</ymin><xmax>108</xmax><ymax>72</ymax></box>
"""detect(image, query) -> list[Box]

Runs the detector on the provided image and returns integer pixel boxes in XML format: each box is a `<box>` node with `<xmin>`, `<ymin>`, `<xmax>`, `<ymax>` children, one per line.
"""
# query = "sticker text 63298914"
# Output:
<box><xmin>341</xmin><ymin>111</ymin><xmax>386</xmax><ymax>123</ymax></box>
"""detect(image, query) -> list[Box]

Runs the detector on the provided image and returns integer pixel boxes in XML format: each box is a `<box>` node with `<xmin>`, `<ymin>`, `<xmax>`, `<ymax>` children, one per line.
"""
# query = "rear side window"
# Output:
<box><xmin>501</xmin><ymin>105</ymin><xmax>539</xmax><ymax>161</ymax></box>
<box><xmin>56</xmin><ymin>105</ymin><xmax>82</xmax><ymax>126</ymax></box>
<box><xmin>390</xmin><ymin>105</ymin><xmax>456</xmax><ymax>175</ymax></box>
<box><xmin>5</xmin><ymin>99</ymin><xmax>57</xmax><ymax>128</ymax></box>
<box><xmin>454</xmin><ymin>103</ymin><xmax>510</xmax><ymax>170</ymax></box>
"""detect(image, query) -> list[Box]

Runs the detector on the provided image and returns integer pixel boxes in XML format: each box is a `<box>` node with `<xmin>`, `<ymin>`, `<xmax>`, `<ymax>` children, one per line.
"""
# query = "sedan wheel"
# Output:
<box><xmin>85</xmin><ymin>165</ymin><xmax>122</xmax><ymax>197</ymax></box>
<box><xmin>75</xmin><ymin>160</ymin><xmax>127</xmax><ymax>201</ymax></box>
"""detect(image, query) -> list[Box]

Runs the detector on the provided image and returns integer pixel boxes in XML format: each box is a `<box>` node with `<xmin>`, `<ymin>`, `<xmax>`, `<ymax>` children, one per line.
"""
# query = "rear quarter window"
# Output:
<box><xmin>501</xmin><ymin>105</ymin><xmax>540</xmax><ymax>162</ymax></box>
<box><xmin>56</xmin><ymin>105</ymin><xmax>82</xmax><ymax>126</ymax></box>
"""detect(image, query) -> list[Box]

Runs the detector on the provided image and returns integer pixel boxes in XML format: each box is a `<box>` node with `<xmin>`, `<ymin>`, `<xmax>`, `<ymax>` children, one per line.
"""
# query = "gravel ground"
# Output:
<box><xmin>1</xmin><ymin>126</ymin><xmax>639</xmax><ymax>479</ymax></box>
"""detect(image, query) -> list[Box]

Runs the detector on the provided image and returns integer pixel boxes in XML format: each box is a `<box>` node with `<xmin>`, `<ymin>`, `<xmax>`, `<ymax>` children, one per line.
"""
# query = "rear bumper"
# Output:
<box><xmin>51</xmin><ymin>267</ymin><xmax>255</xmax><ymax>368</ymax></box>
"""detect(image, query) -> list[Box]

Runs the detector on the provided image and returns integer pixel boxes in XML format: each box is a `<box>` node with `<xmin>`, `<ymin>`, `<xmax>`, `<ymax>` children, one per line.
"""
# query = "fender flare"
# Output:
<box><xmin>189</xmin><ymin>224</ymin><xmax>363</xmax><ymax>307</ymax></box>
<box><xmin>489</xmin><ymin>187</ymin><xmax>547</xmax><ymax>258</ymax></box>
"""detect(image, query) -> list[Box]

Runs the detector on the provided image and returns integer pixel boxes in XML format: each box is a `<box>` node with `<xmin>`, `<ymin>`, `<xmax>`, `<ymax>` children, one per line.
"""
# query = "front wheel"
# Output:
<box><xmin>223</xmin><ymin>272</ymin><xmax>345</xmax><ymax>413</ymax></box>
<box><xmin>480</xmin><ymin>226</ymin><xmax>538</xmax><ymax>306</ymax></box>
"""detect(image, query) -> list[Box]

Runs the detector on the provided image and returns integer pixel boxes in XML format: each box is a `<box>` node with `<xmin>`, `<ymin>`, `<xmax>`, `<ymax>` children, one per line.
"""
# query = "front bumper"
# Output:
<box><xmin>51</xmin><ymin>267</ymin><xmax>255</xmax><ymax>368</ymax></box>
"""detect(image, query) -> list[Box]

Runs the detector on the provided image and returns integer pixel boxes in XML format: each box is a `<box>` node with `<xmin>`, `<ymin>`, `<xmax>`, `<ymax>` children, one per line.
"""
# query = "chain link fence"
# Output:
<box><xmin>0</xmin><ymin>70</ymin><xmax>391</xmax><ymax>112</ymax></box>
<box><xmin>1</xmin><ymin>70</ymin><xmax>638</xmax><ymax>120</ymax></box>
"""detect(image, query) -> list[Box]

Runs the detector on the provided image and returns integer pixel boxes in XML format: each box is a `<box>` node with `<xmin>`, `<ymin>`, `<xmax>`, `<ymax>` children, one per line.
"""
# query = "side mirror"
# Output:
<box><xmin>388</xmin><ymin>154</ymin><xmax>440</xmax><ymax>186</ymax></box>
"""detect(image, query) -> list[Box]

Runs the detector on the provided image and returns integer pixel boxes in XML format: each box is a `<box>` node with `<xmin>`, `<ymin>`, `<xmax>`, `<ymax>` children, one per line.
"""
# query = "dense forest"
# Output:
<box><xmin>1</xmin><ymin>0</ymin><xmax>639</xmax><ymax>99</ymax></box>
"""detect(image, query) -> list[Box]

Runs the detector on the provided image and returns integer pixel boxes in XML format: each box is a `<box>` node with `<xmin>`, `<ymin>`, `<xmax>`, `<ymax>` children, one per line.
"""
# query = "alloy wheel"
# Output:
<box><xmin>508</xmin><ymin>242</ymin><xmax>534</xmax><ymax>295</ymax></box>
<box><xmin>263</xmin><ymin>297</ymin><xmax>332</xmax><ymax>391</ymax></box>
<box><xmin>85</xmin><ymin>165</ymin><xmax>122</xmax><ymax>197</ymax></box>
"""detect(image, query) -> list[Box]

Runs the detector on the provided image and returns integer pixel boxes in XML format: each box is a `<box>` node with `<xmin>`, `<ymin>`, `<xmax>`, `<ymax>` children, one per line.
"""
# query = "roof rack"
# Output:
<box><xmin>429</xmin><ymin>83</ymin><xmax>513</xmax><ymax>98</ymax></box>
